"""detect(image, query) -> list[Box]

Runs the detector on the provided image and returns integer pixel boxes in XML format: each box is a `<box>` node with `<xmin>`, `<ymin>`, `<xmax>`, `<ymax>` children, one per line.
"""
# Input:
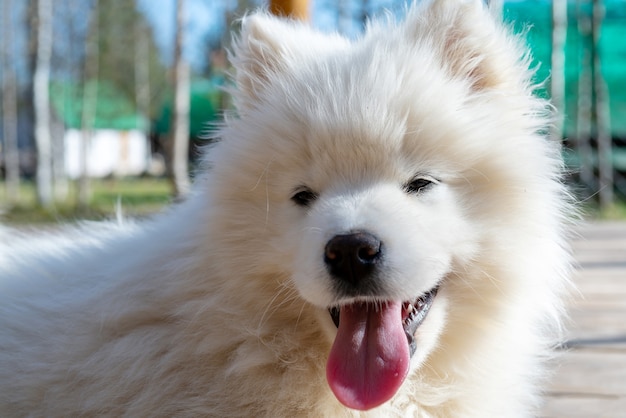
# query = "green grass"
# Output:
<box><xmin>592</xmin><ymin>200</ymin><xmax>626</xmax><ymax>220</ymax></box>
<box><xmin>0</xmin><ymin>177</ymin><xmax>173</xmax><ymax>224</ymax></box>
<box><xmin>2</xmin><ymin>177</ymin><xmax>626</xmax><ymax>224</ymax></box>
<box><xmin>567</xmin><ymin>197</ymin><xmax>626</xmax><ymax>221</ymax></box>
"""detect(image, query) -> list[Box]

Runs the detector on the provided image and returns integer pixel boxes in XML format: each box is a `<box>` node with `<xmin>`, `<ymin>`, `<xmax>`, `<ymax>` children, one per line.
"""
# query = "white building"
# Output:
<box><xmin>64</xmin><ymin>129</ymin><xmax>150</xmax><ymax>179</ymax></box>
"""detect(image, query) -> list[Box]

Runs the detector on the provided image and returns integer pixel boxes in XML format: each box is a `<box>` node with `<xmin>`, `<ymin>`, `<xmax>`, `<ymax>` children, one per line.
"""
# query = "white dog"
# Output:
<box><xmin>0</xmin><ymin>0</ymin><xmax>572</xmax><ymax>416</ymax></box>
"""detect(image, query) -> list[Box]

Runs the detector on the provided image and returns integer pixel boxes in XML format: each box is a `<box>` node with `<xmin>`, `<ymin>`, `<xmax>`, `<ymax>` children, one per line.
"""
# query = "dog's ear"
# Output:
<box><xmin>229</xmin><ymin>13</ymin><xmax>308</xmax><ymax>110</ymax></box>
<box><xmin>230</xmin><ymin>14</ymin><xmax>350</xmax><ymax>110</ymax></box>
<box><xmin>409</xmin><ymin>0</ymin><xmax>526</xmax><ymax>92</ymax></box>
<box><xmin>230</xmin><ymin>14</ymin><xmax>287</xmax><ymax>107</ymax></box>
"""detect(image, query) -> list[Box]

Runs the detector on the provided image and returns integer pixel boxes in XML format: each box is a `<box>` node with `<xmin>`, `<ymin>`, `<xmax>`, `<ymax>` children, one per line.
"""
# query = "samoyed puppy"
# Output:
<box><xmin>0</xmin><ymin>0</ymin><xmax>572</xmax><ymax>416</ymax></box>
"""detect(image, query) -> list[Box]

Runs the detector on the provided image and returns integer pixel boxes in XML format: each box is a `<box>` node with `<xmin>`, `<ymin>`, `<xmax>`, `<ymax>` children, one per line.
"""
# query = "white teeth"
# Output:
<box><xmin>329</xmin><ymin>287</ymin><xmax>438</xmax><ymax>330</ymax></box>
<box><xmin>403</xmin><ymin>303</ymin><xmax>417</xmax><ymax>326</ymax></box>
<box><xmin>403</xmin><ymin>296</ymin><xmax>428</xmax><ymax>326</ymax></box>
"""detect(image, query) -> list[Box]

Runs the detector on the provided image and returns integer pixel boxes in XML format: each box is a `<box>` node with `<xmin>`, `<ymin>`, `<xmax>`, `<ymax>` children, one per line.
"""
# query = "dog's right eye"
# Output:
<box><xmin>291</xmin><ymin>187</ymin><xmax>318</xmax><ymax>207</ymax></box>
<box><xmin>404</xmin><ymin>177</ymin><xmax>437</xmax><ymax>195</ymax></box>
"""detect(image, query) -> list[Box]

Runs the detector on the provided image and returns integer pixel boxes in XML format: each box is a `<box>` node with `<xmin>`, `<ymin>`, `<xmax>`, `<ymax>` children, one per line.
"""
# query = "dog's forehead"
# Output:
<box><xmin>289</xmin><ymin>54</ymin><xmax>410</xmax><ymax>145</ymax></box>
<box><xmin>297</xmin><ymin>96</ymin><xmax>407</xmax><ymax>183</ymax></box>
<box><xmin>228</xmin><ymin>32</ymin><xmax>471</xmax><ymax>188</ymax></box>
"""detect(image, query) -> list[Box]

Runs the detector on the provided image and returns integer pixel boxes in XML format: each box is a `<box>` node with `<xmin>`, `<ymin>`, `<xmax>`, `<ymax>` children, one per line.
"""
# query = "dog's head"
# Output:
<box><xmin>209</xmin><ymin>0</ymin><xmax>556</xmax><ymax>411</ymax></box>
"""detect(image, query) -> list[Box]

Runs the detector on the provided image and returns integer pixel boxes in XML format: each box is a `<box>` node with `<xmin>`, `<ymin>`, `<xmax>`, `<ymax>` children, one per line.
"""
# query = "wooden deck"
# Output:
<box><xmin>541</xmin><ymin>222</ymin><xmax>626</xmax><ymax>417</ymax></box>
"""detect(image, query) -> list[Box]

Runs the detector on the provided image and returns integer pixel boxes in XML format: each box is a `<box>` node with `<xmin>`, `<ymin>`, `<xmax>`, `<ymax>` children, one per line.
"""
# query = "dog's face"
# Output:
<box><xmin>211</xmin><ymin>0</ymin><xmax>545</xmax><ymax>411</ymax></box>
<box><xmin>288</xmin><ymin>147</ymin><xmax>473</xmax><ymax>409</ymax></box>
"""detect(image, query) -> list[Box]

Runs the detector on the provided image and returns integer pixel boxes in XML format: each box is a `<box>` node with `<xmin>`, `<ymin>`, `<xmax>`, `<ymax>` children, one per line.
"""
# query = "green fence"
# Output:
<box><xmin>504</xmin><ymin>0</ymin><xmax>626</xmax><ymax>138</ymax></box>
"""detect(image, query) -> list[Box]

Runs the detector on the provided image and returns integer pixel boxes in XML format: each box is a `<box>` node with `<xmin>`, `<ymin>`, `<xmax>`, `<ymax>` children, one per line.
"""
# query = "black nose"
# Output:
<box><xmin>324</xmin><ymin>232</ymin><xmax>382</xmax><ymax>285</ymax></box>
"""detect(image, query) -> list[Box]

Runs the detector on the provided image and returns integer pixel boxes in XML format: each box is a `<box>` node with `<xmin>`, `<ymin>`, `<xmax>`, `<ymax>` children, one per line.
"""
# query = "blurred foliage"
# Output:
<box><xmin>86</xmin><ymin>0</ymin><xmax>168</xmax><ymax>119</ymax></box>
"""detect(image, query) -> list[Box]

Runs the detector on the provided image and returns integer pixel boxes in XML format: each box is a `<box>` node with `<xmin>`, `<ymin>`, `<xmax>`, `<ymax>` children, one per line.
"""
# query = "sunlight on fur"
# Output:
<box><xmin>0</xmin><ymin>0</ymin><xmax>573</xmax><ymax>416</ymax></box>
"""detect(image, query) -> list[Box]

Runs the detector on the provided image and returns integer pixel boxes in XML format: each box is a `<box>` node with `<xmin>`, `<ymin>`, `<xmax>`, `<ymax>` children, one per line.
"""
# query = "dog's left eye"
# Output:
<box><xmin>291</xmin><ymin>187</ymin><xmax>318</xmax><ymax>207</ymax></box>
<box><xmin>404</xmin><ymin>177</ymin><xmax>436</xmax><ymax>195</ymax></box>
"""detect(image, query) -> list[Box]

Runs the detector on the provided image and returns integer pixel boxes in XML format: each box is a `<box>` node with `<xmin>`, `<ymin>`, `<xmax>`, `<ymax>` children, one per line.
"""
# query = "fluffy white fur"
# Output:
<box><xmin>0</xmin><ymin>0</ymin><xmax>572</xmax><ymax>416</ymax></box>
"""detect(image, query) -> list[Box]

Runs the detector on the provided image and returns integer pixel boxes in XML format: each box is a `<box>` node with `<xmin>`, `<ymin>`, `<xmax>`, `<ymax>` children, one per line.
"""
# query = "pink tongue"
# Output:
<box><xmin>326</xmin><ymin>301</ymin><xmax>410</xmax><ymax>410</ymax></box>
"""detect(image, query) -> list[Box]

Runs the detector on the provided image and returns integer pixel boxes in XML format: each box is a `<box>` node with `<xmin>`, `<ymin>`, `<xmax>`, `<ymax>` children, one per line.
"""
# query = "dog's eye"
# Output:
<box><xmin>291</xmin><ymin>187</ymin><xmax>318</xmax><ymax>207</ymax></box>
<box><xmin>404</xmin><ymin>177</ymin><xmax>436</xmax><ymax>195</ymax></box>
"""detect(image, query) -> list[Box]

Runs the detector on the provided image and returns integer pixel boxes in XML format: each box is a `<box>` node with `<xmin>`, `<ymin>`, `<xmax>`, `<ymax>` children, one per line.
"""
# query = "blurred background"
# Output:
<box><xmin>0</xmin><ymin>0</ymin><xmax>625</xmax><ymax>223</ymax></box>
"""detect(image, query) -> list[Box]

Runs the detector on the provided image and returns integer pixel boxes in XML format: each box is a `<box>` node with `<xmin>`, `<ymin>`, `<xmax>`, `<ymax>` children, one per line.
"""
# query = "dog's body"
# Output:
<box><xmin>0</xmin><ymin>1</ymin><xmax>572</xmax><ymax>416</ymax></box>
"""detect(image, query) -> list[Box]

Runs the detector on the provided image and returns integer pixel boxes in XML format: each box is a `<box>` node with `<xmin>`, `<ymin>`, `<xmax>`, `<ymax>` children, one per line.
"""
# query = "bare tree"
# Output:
<box><xmin>551</xmin><ymin>0</ymin><xmax>567</xmax><ymax>141</ymax></box>
<box><xmin>135</xmin><ymin>19</ymin><xmax>150</xmax><ymax>126</ymax></box>
<box><xmin>359</xmin><ymin>0</ymin><xmax>370</xmax><ymax>30</ymax></box>
<box><xmin>576</xmin><ymin>0</ymin><xmax>594</xmax><ymax>194</ymax></box>
<box><xmin>98</xmin><ymin>0</ymin><xmax>165</xmax><ymax>113</ymax></box>
<box><xmin>77</xmin><ymin>1</ymin><xmax>100</xmax><ymax>208</ymax></box>
<box><xmin>222</xmin><ymin>0</ymin><xmax>259</xmax><ymax>49</ymax></box>
<box><xmin>169</xmin><ymin>0</ymin><xmax>191</xmax><ymax>197</ymax></box>
<box><xmin>135</xmin><ymin>18</ymin><xmax>151</xmax><ymax>169</ymax></box>
<box><xmin>2</xmin><ymin>0</ymin><xmax>21</xmax><ymax>204</ymax></box>
<box><xmin>50</xmin><ymin>0</ymin><xmax>79</xmax><ymax>202</ymax></box>
<box><xmin>593</xmin><ymin>0</ymin><xmax>613</xmax><ymax>208</ymax></box>
<box><xmin>33</xmin><ymin>0</ymin><xmax>54</xmax><ymax>208</ymax></box>
<box><xmin>338</xmin><ymin>0</ymin><xmax>351</xmax><ymax>35</ymax></box>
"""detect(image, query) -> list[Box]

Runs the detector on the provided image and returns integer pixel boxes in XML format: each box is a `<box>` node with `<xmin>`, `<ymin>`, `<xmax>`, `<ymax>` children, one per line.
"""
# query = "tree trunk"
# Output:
<box><xmin>51</xmin><ymin>115</ymin><xmax>68</xmax><ymax>201</ymax></box>
<box><xmin>338</xmin><ymin>0</ymin><xmax>350</xmax><ymax>35</ymax></box>
<box><xmin>135</xmin><ymin>18</ymin><xmax>151</xmax><ymax>168</ymax></box>
<box><xmin>78</xmin><ymin>0</ymin><xmax>100</xmax><ymax>208</ymax></box>
<box><xmin>2</xmin><ymin>0</ymin><xmax>21</xmax><ymax>205</ymax></box>
<box><xmin>576</xmin><ymin>0</ymin><xmax>594</xmax><ymax>194</ymax></box>
<box><xmin>169</xmin><ymin>0</ymin><xmax>191</xmax><ymax>198</ymax></box>
<box><xmin>592</xmin><ymin>0</ymin><xmax>613</xmax><ymax>208</ymax></box>
<box><xmin>51</xmin><ymin>0</ymin><xmax>76</xmax><ymax>202</ymax></box>
<box><xmin>33</xmin><ymin>0</ymin><xmax>54</xmax><ymax>208</ymax></box>
<box><xmin>359</xmin><ymin>0</ymin><xmax>370</xmax><ymax>30</ymax></box>
<box><xmin>551</xmin><ymin>0</ymin><xmax>567</xmax><ymax>141</ymax></box>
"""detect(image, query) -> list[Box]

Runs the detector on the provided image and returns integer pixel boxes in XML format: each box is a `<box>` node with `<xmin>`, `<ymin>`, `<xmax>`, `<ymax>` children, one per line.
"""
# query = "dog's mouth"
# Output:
<box><xmin>328</xmin><ymin>287</ymin><xmax>438</xmax><ymax>357</ymax></box>
<box><xmin>326</xmin><ymin>286</ymin><xmax>438</xmax><ymax>411</ymax></box>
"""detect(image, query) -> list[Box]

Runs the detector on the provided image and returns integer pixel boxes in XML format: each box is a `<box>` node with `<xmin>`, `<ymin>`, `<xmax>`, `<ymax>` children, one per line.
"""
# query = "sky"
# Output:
<box><xmin>0</xmin><ymin>0</ymin><xmax>410</xmax><ymax>85</ymax></box>
<box><xmin>136</xmin><ymin>0</ymin><xmax>220</xmax><ymax>70</ymax></box>
<box><xmin>136</xmin><ymin>0</ymin><xmax>408</xmax><ymax>71</ymax></box>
